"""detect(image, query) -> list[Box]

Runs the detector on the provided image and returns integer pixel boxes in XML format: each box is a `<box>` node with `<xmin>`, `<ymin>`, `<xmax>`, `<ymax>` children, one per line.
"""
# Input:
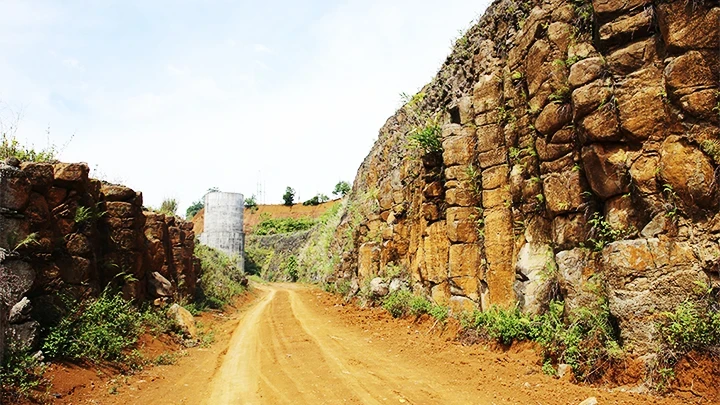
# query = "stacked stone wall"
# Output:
<box><xmin>0</xmin><ymin>160</ymin><xmax>199</xmax><ymax>351</ymax></box>
<box><xmin>333</xmin><ymin>0</ymin><xmax>720</xmax><ymax>354</ymax></box>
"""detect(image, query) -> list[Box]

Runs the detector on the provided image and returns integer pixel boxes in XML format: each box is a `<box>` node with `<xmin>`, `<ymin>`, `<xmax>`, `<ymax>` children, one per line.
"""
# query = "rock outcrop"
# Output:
<box><xmin>331</xmin><ymin>0</ymin><xmax>720</xmax><ymax>355</ymax></box>
<box><xmin>0</xmin><ymin>161</ymin><xmax>200</xmax><ymax>351</ymax></box>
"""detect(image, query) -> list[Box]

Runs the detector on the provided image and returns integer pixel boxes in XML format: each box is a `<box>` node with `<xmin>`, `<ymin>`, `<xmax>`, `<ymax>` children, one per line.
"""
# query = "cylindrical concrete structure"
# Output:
<box><xmin>200</xmin><ymin>192</ymin><xmax>244</xmax><ymax>259</ymax></box>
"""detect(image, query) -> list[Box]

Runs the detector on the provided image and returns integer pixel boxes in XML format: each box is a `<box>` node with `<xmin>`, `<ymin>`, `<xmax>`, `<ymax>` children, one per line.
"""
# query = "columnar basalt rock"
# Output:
<box><xmin>333</xmin><ymin>0</ymin><xmax>720</xmax><ymax>355</ymax></box>
<box><xmin>1</xmin><ymin>160</ymin><xmax>199</xmax><ymax>350</ymax></box>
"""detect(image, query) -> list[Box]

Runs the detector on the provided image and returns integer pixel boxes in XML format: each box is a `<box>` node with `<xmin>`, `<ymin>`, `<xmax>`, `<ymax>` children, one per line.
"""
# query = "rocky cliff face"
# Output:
<box><xmin>0</xmin><ymin>160</ymin><xmax>199</xmax><ymax>355</ymax></box>
<box><xmin>332</xmin><ymin>0</ymin><xmax>720</xmax><ymax>355</ymax></box>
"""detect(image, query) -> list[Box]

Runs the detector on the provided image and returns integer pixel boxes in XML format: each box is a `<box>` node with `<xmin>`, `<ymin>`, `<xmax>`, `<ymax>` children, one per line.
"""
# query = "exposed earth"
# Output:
<box><xmin>37</xmin><ymin>284</ymin><xmax>710</xmax><ymax>405</ymax></box>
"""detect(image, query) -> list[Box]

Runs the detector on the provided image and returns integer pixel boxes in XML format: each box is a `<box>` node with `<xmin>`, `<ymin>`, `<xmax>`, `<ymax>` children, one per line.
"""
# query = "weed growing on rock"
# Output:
<box><xmin>75</xmin><ymin>203</ymin><xmax>105</xmax><ymax>226</ymax></box>
<box><xmin>700</xmin><ymin>139</ymin><xmax>720</xmax><ymax>164</ymax></box>
<box><xmin>586</xmin><ymin>212</ymin><xmax>633</xmax><ymax>251</ymax></box>
<box><xmin>408</xmin><ymin>119</ymin><xmax>442</xmax><ymax>154</ymax></box>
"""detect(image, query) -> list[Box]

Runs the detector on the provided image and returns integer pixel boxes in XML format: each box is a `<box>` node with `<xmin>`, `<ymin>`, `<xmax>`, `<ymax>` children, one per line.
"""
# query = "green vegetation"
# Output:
<box><xmin>186</xmin><ymin>199</ymin><xmax>204</xmax><ymax>220</ymax></box>
<box><xmin>333</xmin><ymin>181</ymin><xmax>351</xmax><ymax>197</ymax></box>
<box><xmin>659</xmin><ymin>300</ymin><xmax>720</xmax><ymax>354</ymax></box>
<box><xmin>75</xmin><ymin>203</ymin><xmax>105</xmax><ymax>226</ymax></box>
<box><xmin>548</xmin><ymin>86</ymin><xmax>571</xmax><ymax>104</ymax></box>
<box><xmin>381</xmin><ymin>290</ymin><xmax>449</xmax><ymax>322</ymax></box>
<box><xmin>194</xmin><ymin>244</ymin><xmax>247</xmax><ymax>309</ymax></box>
<box><xmin>408</xmin><ymin>119</ymin><xmax>442</xmax><ymax>154</ymax></box>
<box><xmin>244</xmin><ymin>194</ymin><xmax>258</xmax><ymax>210</ymax></box>
<box><xmin>295</xmin><ymin>201</ymin><xmax>345</xmax><ymax>282</ymax></box>
<box><xmin>0</xmin><ymin>134</ymin><xmax>58</xmax><ymax>163</ymax></box>
<box><xmin>700</xmin><ymin>139</ymin><xmax>720</xmax><ymax>165</ymax></box>
<box><xmin>284</xmin><ymin>255</ymin><xmax>299</xmax><ymax>282</ymax></box>
<box><xmin>253</xmin><ymin>214</ymin><xmax>316</xmax><ymax>235</ymax></box>
<box><xmin>158</xmin><ymin>198</ymin><xmax>178</xmax><ymax>217</ymax></box>
<box><xmin>585</xmin><ymin>212</ymin><xmax>634</xmax><ymax>251</ymax></box>
<box><xmin>571</xmin><ymin>0</ymin><xmax>594</xmax><ymax>36</ymax></box>
<box><xmin>282</xmin><ymin>187</ymin><xmax>296</xmax><ymax>206</ymax></box>
<box><xmin>42</xmin><ymin>290</ymin><xmax>143</xmax><ymax>362</ymax></box>
<box><xmin>303</xmin><ymin>193</ymin><xmax>329</xmax><ymax>206</ymax></box>
<box><xmin>11</xmin><ymin>232</ymin><xmax>39</xmax><ymax>251</ymax></box>
<box><xmin>0</xmin><ymin>343</ymin><xmax>45</xmax><ymax>397</ymax></box>
<box><xmin>654</xmin><ymin>290</ymin><xmax>720</xmax><ymax>390</ymax></box>
<box><xmin>462</xmin><ymin>300</ymin><xmax>621</xmax><ymax>381</ymax></box>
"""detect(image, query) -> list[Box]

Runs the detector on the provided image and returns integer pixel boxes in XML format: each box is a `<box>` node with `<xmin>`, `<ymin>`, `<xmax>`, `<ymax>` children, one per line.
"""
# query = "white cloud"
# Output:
<box><xmin>252</xmin><ymin>43</ymin><xmax>273</xmax><ymax>54</ymax></box>
<box><xmin>62</xmin><ymin>57</ymin><xmax>83</xmax><ymax>71</ymax></box>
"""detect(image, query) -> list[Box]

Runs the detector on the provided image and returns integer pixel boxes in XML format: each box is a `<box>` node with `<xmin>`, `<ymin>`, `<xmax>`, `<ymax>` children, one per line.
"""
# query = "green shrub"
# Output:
<box><xmin>158</xmin><ymin>198</ymin><xmax>178</xmax><ymax>217</ymax></box>
<box><xmin>659</xmin><ymin>301</ymin><xmax>720</xmax><ymax>353</ymax></box>
<box><xmin>408</xmin><ymin>295</ymin><xmax>433</xmax><ymax>316</ymax></box>
<box><xmin>0</xmin><ymin>343</ymin><xmax>45</xmax><ymax>396</ymax></box>
<box><xmin>185</xmin><ymin>199</ymin><xmax>204</xmax><ymax>220</ymax></box>
<box><xmin>244</xmin><ymin>195</ymin><xmax>258</xmax><ymax>210</ymax></box>
<box><xmin>333</xmin><ymin>181</ymin><xmax>351</xmax><ymax>197</ymax></box>
<box><xmin>195</xmin><ymin>244</ymin><xmax>247</xmax><ymax>308</ymax></box>
<box><xmin>303</xmin><ymin>194</ymin><xmax>329</xmax><ymax>206</ymax></box>
<box><xmin>253</xmin><ymin>214</ymin><xmax>316</xmax><ymax>235</ymax></box>
<box><xmin>0</xmin><ymin>134</ymin><xmax>58</xmax><ymax>163</ymax></box>
<box><xmin>282</xmin><ymin>187</ymin><xmax>295</xmax><ymax>206</ymax></box>
<box><xmin>382</xmin><ymin>290</ymin><xmax>413</xmax><ymax>318</ymax></box>
<box><xmin>75</xmin><ymin>203</ymin><xmax>105</xmax><ymax>226</ymax></box>
<box><xmin>462</xmin><ymin>300</ymin><xmax>620</xmax><ymax>381</ymax></box>
<box><xmin>43</xmin><ymin>290</ymin><xmax>142</xmax><ymax>362</ymax></box>
<box><xmin>408</xmin><ymin>120</ymin><xmax>442</xmax><ymax>154</ymax></box>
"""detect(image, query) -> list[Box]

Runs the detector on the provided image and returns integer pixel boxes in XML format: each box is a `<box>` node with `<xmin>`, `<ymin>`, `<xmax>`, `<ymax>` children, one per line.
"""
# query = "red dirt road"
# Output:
<box><xmin>52</xmin><ymin>284</ymin><xmax>709</xmax><ymax>404</ymax></box>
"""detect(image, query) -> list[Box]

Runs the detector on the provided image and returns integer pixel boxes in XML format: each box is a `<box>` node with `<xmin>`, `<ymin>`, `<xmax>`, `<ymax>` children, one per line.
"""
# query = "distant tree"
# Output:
<box><xmin>186</xmin><ymin>199</ymin><xmax>204</xmax><ymax>219</ymax></box>
<box><xmin>207</xmin><ymin>187</ymin><xmax>220</xmax><ymax>193</ymax></box>
<box><xmin>282</xmin><ymin>187</ymin><xmax>295</xmax><ymax>206</ymax></box>
<box><xmin>303</xmin><ymin>193</ymin><xmax>330</xmax><ymax>206</ymax></box>
<box><xmin>159</xmin><ymin>198</ymin><xmax>178</xmax><ymax>216</ymax></box>
<box><xmin>245</xmin><ymin>195</ymin><xmax>258</xmax><ymax>210</ymax></box>
<box><xmin>333</xmin><ymin>181</ymin><xmax>351</xmax><ymax>197</ymax></box>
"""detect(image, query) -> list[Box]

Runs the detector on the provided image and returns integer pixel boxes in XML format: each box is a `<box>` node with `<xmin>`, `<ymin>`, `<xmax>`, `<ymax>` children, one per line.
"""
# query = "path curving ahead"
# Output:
<box><xmin>205</xmin><ymin>283</ymin><xmax>485</xmax><ymax>404</ymax></box>
<box><xmin>93</xmin><ymin>284</ymin><xmax>696</xmax><ymax>405</ymax></box>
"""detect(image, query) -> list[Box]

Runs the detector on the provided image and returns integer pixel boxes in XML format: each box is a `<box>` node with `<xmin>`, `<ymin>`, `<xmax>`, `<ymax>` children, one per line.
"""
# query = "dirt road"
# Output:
<box><xmin>72</xmin><ymin>283</ymin><xmax>704</xmax><ymax>405</ymax></box>
<box><xmin>207</xmin><ymin>283</ymin><xmax>491</xmax><ymax>404</ymax></box>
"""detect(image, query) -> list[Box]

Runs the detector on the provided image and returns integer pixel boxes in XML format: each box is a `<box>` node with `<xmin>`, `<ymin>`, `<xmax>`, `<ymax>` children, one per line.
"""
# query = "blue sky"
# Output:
<box><xmin>1</xmin><ymin>0</ymin><xmax>490</xmax><ymax>212</ymax></box>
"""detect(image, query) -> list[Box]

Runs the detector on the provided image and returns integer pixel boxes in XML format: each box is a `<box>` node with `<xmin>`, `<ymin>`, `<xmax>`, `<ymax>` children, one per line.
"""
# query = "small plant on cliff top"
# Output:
<box><xmin>0</xmin><ymin>134</ymin><xmax>59</xmax><ymax>163</ymax></box>
<box><xmin>282</xmin><ymin>186</ymin><xmax>295</xmax><ymax>206</ymax></box>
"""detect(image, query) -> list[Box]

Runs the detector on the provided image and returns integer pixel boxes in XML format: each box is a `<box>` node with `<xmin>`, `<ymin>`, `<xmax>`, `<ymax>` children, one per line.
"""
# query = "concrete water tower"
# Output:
<box><xmin>199</xmin><ymin>191</ymin><xmax>244</xmax><ymax>261</ymax></box>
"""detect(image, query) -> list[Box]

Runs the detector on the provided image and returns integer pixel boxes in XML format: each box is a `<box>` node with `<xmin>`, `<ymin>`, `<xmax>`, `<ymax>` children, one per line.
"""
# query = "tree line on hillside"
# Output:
<box><xmin>282</xmin><ymin>181</ymin><xmax>351</xmax><ymax>206</ymax></box>
<box><xmin>183</xmin><ymin>181</ymin><xmax>352</xmax><ymax>219</ymax></box>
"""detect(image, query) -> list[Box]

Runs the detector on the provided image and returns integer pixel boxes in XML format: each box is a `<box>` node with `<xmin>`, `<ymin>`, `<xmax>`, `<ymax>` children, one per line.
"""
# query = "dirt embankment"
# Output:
<box><xmin>192</xmin><ymin>199</ymin><xmax>341</xmax><ymax>235</ymax></box>
<box><xmin>35</xmin><ymin>284</ymin><xmax>714</xmax><ymax>405</ymax></box>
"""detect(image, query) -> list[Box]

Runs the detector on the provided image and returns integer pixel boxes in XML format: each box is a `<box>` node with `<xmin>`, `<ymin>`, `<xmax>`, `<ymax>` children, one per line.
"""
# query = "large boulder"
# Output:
<box><xmin>659</xmin><ymin>137</ymin><xmax>717</xmax><ymax>211</ymax></box>
<box><xmin>581</xmin><ymin>144</ymin><xmax>631</xmax><ymax>200</ymax></box>
<box><xmin>602</xmin><ymin>238</ymin><xmax>708</xmax><ymax>354</ymax></box>
<box><xmin>514</xmin><ymin>243</ymin><xmax>556</xmax><ymax>315</ymax></box>
<box><xmin>168</xmin><ymin>304</ymin><xmax>197</xmax><ymax>340</ymax></box>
